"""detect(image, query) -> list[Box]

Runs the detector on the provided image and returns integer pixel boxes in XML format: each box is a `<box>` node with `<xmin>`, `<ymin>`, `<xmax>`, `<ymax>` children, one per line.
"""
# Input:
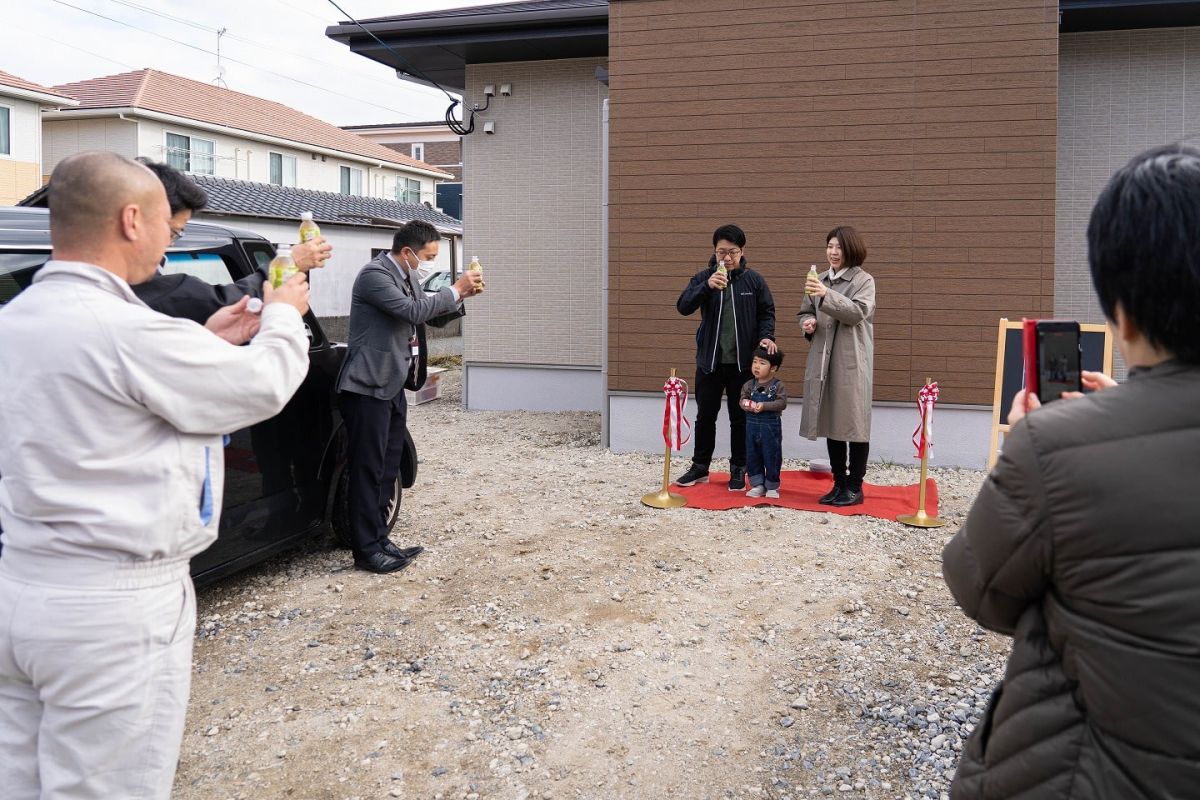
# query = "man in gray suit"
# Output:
<box><xmin>337</xmin><ymin>220</ymin><xmax>482</xmax><ymax>573</ymax></box>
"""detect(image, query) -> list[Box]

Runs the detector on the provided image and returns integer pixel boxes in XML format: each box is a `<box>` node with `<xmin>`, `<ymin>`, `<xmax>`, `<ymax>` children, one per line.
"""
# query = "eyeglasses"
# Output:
<box><xmin>169</xmin><ymin>226</ymin><xmax>186</xmax><ymax>244</ymax></box>
<box><xmin>715</xmin><ymin>248</ymin><xmax>741</xmax><ymax>258</ymax></box>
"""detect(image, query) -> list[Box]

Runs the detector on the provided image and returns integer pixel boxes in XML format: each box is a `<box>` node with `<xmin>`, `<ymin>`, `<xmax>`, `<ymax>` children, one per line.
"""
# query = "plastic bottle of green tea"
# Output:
<box><xmin>805</xmin><ymin>264</ymin><xmax>820</xmax><ymax>295</ymax></box>
<box><xmin>269</xmin><ymin>245</ymin><xmax>297</xmax><ymax>288</ymax></box>
<box><xmin>468</xmin><ymin>255</ymin><xmax>483</xmax><ymax>293</ymax></box>
<box><xmin>298</xmin><ymin>212</ymin><xmax>321</xmax><ymax>244</ymax></box>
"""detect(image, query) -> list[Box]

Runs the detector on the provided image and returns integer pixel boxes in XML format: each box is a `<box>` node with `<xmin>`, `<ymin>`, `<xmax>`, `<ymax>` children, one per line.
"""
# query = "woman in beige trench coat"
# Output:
<box><xmin>797</xmin><ymin>226</ymin><xmax>876</xmax><ymax>506</ymax></box>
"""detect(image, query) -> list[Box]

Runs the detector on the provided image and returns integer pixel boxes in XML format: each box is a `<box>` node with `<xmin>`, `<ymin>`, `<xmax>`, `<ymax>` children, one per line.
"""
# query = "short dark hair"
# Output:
<box><xmin>1087</xmin><ymin>143</ymin><xmax>1200</xmax><ymax>363</ymax></box>
<box><xmin>712</xmin><ymin>224</ymin><xmax>747</xmax><ymax>249</ymax></box>
<box><xmin>753</xmin><ymin>346</ymin><xmax>783</xmax><ymax>368</ymax></box>
<box><xmin>826</xmin><ymin>226</ymin><xmax>867</xmax><ymax>268</ymax></box>
<box><xmin>392</xmin><ymin>220</ymin><xmax>440</xmax><ymax>254</ymax></box>
<box><xmin>136</xmin><ymin>158</ymin><xmax>207</xmax><ymax>215</ymax></box>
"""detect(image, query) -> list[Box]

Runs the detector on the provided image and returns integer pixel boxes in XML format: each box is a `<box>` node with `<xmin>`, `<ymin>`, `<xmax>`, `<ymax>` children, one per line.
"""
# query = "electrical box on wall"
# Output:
<box><xmin>483</xmin><ymin>121</ymin><xmax>496</xmax><ymax>135</ymax></box>
<box><xmin>500</xmin><ymin>83</ymin><xmax>512</xmax><ymax>96</ymax></box>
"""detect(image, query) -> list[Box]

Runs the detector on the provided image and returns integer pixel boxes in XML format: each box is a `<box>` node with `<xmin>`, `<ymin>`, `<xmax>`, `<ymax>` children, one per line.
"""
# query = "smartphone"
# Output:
<box><xmin>1035</xmin><ymin>320</ymin><xmax>1082</xmax><ymax>403</ymax></box>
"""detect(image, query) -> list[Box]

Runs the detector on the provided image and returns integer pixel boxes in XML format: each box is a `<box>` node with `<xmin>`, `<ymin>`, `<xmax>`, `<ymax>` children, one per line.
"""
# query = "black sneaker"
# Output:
<box><xmin>728</xmin><ymin>465</ymin><xmax>746</xmax><ymax>491</ymax></box>
<box><xmin>675</xmin><ymin>464</ymin><xmax>709</xmax><ymax>486</ymax></box>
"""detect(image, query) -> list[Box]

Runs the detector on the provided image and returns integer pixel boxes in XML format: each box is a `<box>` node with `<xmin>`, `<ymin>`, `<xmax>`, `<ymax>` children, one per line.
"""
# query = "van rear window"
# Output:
<box><xmin>0</xmin><ymin>253</ymin><xmax>50</xmax><ymax>305</ymax></box>
<box><xmin>163</xmin><ymin>252</ymin><xmax>234</xmax><ymax>286</ymax></box>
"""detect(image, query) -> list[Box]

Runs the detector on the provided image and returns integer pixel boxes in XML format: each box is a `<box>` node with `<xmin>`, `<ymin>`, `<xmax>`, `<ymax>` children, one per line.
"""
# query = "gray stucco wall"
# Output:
<box><xmin>1056</xmin><ymin>27</ymin><xmax>1200</xmax><ymax>336</ymax></box>
<box><xmin>460</xmin><ymin>58</ymin><xmax>608</xmax><ymax>411</ymax></box>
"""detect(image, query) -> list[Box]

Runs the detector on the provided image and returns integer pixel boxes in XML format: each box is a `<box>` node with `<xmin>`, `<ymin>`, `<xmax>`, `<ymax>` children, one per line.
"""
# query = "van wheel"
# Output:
<box><xmin>331</xmin><ymin>470</ymin><xmax>403</xmax><ymax>549</ymax></box>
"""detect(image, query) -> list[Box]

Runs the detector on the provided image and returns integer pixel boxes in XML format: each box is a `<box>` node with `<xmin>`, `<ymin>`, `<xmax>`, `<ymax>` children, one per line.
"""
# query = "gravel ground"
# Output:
<box><xmin>175</xmin><ymin>368</ymin><xmax>1008</xmax><ymax>800</ymax></box>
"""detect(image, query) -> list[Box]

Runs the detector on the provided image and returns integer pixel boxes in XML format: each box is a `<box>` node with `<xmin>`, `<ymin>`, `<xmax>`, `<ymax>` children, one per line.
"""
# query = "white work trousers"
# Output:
<box><xmin>0</xmin><ymin>559</ymin><xmax>195</xmax><ymax>799</ymax></box>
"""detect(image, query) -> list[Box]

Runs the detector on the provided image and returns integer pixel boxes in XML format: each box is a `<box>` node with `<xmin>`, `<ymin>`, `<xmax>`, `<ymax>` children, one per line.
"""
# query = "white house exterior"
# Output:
<box><xmin>342</xmin><ymin>122</ymin><xmax>462</xmax><ymax>176</ymax></box>
<box><xmin>186</xmin><ymin>173</ymin><xmax>463</xmax><ymax>320</ymax></box>
<box><xmin>41</xmin><ymin>69</ymin><xmax>452</xmax><ymax>204</ymax></box>
<box><xmin>0</xmin><ymin>70</ymin><xmax>77</xmax><ymax>206</ymax></box>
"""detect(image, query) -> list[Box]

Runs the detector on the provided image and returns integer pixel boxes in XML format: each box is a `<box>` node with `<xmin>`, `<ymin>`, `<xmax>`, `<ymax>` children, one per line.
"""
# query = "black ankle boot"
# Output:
<box><xmin>819</xmin><ymin>481</ymin><xmax>844</xmax><ymax>505</ymax></box>
<box><xmin>831</xmin><ymin>485</ymin><xmax>864</xmax><ymax>506</ymax></box>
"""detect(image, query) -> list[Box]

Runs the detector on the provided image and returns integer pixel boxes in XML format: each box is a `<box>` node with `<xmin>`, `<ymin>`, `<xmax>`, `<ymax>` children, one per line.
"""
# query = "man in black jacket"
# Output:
<box><xmin>675</xmin><ymin>224</ymin><xmax>777</xmax><ymax>490</ymax></box>
<box><xmin>131</xmin><ymin>159</ymin><xmax>331</xmax><ymax>326</ymax></box>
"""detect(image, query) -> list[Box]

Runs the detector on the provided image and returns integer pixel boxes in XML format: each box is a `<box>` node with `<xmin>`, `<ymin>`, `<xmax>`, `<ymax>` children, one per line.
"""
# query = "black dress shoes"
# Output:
<box><xmin>354</xmin><ymin>551</ymin><xmax>416</xmax><ymax>574</ymax></box>
<box><xmin>383</xmin><ymin>541</ymin><xmax>424</xmax><ymax>560</ymax></box>
<box><xmin>819</xmin><ymin>483</ymin><xmax>844</xmax><ymax>505</ymax></box>
<box><xmin>831</xmin><ymin>487</ymin><xmax>864</xmax><ymax>507</ymax></box>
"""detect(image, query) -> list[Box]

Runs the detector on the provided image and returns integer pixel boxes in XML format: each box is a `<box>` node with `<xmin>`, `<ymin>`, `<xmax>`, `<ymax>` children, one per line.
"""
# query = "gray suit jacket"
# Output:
<box><xmin>336</xmin><ymin>253</ymin><xmax>460</xmax><ymax>400</ymax></box>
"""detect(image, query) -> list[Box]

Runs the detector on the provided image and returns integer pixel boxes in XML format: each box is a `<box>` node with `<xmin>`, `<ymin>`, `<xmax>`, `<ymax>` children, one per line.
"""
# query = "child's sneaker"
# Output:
<box><xmin>765</xmin><ymin>489</ymin><xmax>780</xmax><ymax>499</ymax></box>
<box><xmin>746</xmin><ymin>486</ymin><xmax>766</xmax><ymax>497</ymax></box>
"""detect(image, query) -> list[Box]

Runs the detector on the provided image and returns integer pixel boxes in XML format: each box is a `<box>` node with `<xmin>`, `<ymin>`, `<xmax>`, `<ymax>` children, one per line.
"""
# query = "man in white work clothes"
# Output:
<box><xmin>0</xmin><ymin>151</ymin><xmax>311</xmax><ymax>799</ymax></box>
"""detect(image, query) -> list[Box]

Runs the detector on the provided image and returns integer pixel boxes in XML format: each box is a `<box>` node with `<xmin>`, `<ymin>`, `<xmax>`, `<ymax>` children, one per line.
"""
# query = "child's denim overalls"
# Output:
<box><xmin>746</xmin><ymin>378</ymin><xmax>783</xmax><ymax>490</ymax></box>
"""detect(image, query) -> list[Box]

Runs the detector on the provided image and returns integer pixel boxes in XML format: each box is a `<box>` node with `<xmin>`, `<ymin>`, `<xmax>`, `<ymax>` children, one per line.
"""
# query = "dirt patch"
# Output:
<box><xmin>175</xmin><ymin>368</ymin><xmax>1004</xmax><ymax>800</ymax></box>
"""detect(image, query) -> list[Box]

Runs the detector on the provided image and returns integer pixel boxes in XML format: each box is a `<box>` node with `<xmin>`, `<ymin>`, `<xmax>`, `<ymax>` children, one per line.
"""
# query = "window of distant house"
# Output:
<box><xmin>397</xmin><ymin>177</ymin><xmax>421</xmax><ymax>205</ymax></box>
<box><xmin>0</xmin><ymin>106</ymin><xmax>11</xmax><ymax>156</ymax></box>
<box><xmin>269</xmin><ymin>152</ymin><xmax>297</xmax><ymax>187</ymax></box>
<box><xmin>411</xmin><ymin>143</ymin><xmax>424</xmax><ymax>162</ymax></box>
<box><xmin>165</xmin><ymin>132</ymin><xmax>214</xmax><ymax>175</ymax></box>
<box><xmin>339</xmin><ymin>165</ymin><xmax>363</xmax><ymax>196</ymax></box>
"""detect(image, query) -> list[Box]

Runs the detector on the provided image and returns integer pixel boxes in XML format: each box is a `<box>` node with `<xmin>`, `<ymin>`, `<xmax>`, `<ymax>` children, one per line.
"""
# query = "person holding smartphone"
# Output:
<box><xmin>942</xmin><ymin>143</ymin><xmax>1200</xmax><ymax>798</ymax></box>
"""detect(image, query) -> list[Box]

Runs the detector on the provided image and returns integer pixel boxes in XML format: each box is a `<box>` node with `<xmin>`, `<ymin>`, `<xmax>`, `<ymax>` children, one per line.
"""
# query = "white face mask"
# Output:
<box><xmin>414</xmin><ymin>260</ymin><xmax>437</xmax><ymax>282</ymax></box>
<box><xmin>403</xmin><ymin>251</ymin><xmax>437</xmax><ymax>282</ymax></box>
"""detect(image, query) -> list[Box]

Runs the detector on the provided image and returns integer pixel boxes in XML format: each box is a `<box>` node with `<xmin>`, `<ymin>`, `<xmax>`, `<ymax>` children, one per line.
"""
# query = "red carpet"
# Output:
<box><xmin>672</xmin><ymin>470</ymin><xmax>938</xmax><ymax>519</ymax></box>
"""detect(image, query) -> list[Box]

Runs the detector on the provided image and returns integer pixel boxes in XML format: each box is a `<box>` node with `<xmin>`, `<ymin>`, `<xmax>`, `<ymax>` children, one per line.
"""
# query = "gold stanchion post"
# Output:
<box><xmin>642</xmin><ymin>368</ymin><xmax>688</xmax><ymax>509</ymax></box>
<box><xmin>898</xmin><ymin>376</ymin><xmax>945</xmax><ymax>528</ymax></box>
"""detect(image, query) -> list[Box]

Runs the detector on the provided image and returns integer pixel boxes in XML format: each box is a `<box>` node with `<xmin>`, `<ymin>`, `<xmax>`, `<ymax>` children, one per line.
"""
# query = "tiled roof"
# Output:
<box><xmin>50</xmin><ymin>69</ymin><xmax>452</xmax><ymax>178</ymax></box>
<box><xmin>191</xmin><ymin>175</ymin><xmax>462</xmax><ymax>234</ymax></box>
<box><xmin>0</xmin><ymin>69</ymin><xmax>77</xmax><ymax>103</ymax></box>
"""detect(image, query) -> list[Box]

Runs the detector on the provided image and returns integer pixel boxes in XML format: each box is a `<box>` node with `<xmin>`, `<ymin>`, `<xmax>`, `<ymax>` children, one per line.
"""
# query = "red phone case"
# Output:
<box><xmin>1022</xmin><ymin>317</ymin><xmax>1039</xmax><ymax>407</ymax></box>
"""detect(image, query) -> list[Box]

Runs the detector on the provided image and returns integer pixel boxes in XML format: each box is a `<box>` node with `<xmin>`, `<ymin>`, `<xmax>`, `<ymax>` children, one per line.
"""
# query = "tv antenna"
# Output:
<box><xmin>213</xmin><ymin>27</ymin><xmax>228</xmax><ymax>88</ymax></box>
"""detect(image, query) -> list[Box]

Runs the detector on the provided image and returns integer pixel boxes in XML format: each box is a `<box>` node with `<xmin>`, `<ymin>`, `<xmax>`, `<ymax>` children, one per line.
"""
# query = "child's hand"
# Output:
<box><xmin>754</xmin><ymin>402</ymin><xmax>763</xmax><ymax>413</ymax></box>
<box><xmin>740</xmin><ymin>398</ymin><xmax>751</xmax><ymax>410</ymax></box>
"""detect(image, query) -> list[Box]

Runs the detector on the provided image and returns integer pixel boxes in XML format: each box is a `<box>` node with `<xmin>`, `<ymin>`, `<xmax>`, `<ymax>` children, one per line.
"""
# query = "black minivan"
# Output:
<box><xmin>0</xmin><ymin>207</ymin><xmax>413</xmax><ymax>585</ymax></box>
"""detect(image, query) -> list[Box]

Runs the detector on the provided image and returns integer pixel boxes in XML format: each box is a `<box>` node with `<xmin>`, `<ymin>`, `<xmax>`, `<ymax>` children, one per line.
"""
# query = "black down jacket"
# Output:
<box><xmin>675</xmin><ymin>257</ymin><xmax>775</xmax><ymax>374</ymax></box>
<box><xmin>942</xmin><ymin>359</ymin><xmax>1200</xmax><ymax>799</ymax></box>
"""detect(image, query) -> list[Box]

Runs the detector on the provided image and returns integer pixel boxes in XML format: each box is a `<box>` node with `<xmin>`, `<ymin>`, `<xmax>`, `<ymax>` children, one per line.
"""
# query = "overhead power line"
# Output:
<box><xmin>46</xmin><ymin>0</ymin><xmax>426</xmax><ymax>120</ymax></box>
<box><xmin>7</xmin><ymin>23</ymin><xmax>137</xmax><ymax>71</ymax></box>
<box><xmin>322</xmin><ymin>0</ymin><xmax>481</xmax><ymax>135</ymax></box>
<box><xmin>101</xmin><ymin>0</ymin><xmax>444</xmax><ymax>103</ymax></box>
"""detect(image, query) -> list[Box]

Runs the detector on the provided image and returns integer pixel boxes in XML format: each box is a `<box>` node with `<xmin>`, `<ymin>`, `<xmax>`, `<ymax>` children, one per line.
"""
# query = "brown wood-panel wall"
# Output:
<box><xmin>607</xmin><ymin>0</ymin><xmax>1058</xmax><ymax>405</ymax></box>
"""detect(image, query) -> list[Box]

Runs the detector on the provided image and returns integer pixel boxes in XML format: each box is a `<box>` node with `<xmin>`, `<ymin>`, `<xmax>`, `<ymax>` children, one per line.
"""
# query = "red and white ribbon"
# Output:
<box><xmin>912</xmin><ymin>381</ymin><xmax>940</xmax><ymax>459</ymax></box>
<box><xmin>662</xmin><ymin>376</ymin><xmax>692</xmax><ymax>450</ymax></box>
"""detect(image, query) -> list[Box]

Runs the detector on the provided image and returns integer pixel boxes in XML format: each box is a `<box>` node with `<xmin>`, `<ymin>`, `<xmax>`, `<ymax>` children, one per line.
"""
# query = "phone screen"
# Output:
<box><xmin>1037</xmin><ymin>325</ymin><xmax>1082</xmax><ymax>402</ymax></box>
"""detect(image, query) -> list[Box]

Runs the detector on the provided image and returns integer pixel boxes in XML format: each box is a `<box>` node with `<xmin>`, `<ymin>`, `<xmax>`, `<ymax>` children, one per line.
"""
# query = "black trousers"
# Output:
<box><xmin>826</xmin><ymin>439</ymin><xmax>869</xmax><ymax>491</ymax></box>
<box><xmin>340</xmin><ymin>390</ymin><xmax>408</xmax><ymax>558</ymax></box>
<box><xmin>693</xmin><ymin>363</ymin><xmax>752</xmax><ymax>469</ymax></box>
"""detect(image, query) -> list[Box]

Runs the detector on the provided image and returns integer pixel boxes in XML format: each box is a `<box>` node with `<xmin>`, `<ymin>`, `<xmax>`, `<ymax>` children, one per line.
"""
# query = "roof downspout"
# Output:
<box><xmin>601</xmin><ymin>97</ymin><xmax>610</xmax><ymax>448</ymax></box>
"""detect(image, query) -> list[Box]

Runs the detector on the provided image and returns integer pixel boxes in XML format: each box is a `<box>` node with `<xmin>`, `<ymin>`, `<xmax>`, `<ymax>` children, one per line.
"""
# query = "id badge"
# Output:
<box><xmin>409</xmin><ymin>335</ymin><xmax>419</xmax><ymax>360</ymax></box>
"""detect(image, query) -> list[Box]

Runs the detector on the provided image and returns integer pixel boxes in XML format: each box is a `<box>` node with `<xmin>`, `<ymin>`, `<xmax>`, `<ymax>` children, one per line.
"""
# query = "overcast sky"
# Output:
<box><xmin>5</xmin><ymin>0</ymin><xmax>517</xmax><ymax>126</ymax></box>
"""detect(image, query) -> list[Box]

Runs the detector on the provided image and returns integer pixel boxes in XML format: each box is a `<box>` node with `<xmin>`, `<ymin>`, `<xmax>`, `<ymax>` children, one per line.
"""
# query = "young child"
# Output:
<box><xmin>739</xmin><ymin>347</ymin><xmax>787</xmax><ymax>498</ymax></box>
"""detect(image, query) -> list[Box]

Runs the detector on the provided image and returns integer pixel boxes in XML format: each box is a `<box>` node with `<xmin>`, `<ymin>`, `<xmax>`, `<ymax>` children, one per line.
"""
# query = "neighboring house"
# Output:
<box><xmin>186</xmin><ymin>175</ymin><xmax>463</xmax><ymax>328</ymax></box>
<box><xmin>15</xmin><ymin>173</ymin><xmax>463</xmax><ymax>330</ymax></box>
<box><xmin>41</xmin><ymin>69</ymin><xmax>453</xmax><ymax>205</ymax></box>
<box><xmin>344</xmin><ymin>121</ymin><xmax>463</xmax><ymax>218</ymax></box>
<box><xmin>328</xmin><ymin>0</ymin><xmax>609</xmax><ymax>418</ymax></box>
<box><xmin>0</xmin><ymin>70</ymin><xmax>77</xmax><ymax>205</ymax></box>
<box><xmin>332</xmin><ymin>0</ymin><xmax>1200</xmax><ymax>469</ymax></box>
